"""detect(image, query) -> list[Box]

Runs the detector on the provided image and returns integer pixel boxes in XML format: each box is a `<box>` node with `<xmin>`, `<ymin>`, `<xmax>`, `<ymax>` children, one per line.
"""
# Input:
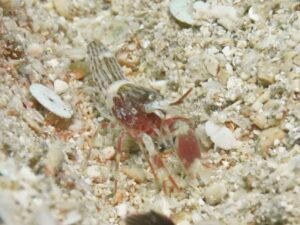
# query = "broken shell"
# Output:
<box><xmin>205</xmin><ymin>121</ymin><xmax>241</xmax><ymax>150</ymax></box>
<box><xmin>29</xmin><ymin>83</ymin><xmax>73</xmax><ymax>119</ymax></box>
<box><xmin>169</xmin><ymin>0</ymin><xmax>195</xmax><ymax>25</ymax></box>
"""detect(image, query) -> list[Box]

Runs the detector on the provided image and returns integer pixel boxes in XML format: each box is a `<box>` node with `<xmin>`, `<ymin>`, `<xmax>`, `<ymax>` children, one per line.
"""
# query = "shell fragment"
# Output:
<box><xmin>205</xmin><ymin>121</ymin><xmax>241</xmax><ymax>150</ymax></box>
<box><xmin>29</xmin><ymin>83</ymin><xmax>73</xmax><ymax>119</ymax></box>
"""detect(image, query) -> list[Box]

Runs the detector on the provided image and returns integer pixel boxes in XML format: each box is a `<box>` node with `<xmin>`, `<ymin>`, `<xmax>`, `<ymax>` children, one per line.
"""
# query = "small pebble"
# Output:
<box><xmin>248</xmin><ymin>6</ymin><xmax>260</xmax><ymax>22</ymax></box>
<box><xmin>204</xmin><ymin>57</ymin><xmax>219</xmax><ymax>76</ymax></box>
<box><xmin>205</xmin><ymin>121</ymin><xmax>241</xmax><ymax>150</ymax></box>
<box><xmin>54</xmin><ymin>79</ymin><xmax>69</xmax><ymax>94</ymax></box>
<box><xmin>27</xmin><ymin>43</ymin><xmax>44</xmax><ymax>58</ymax></box>
<box><xmin>69</xmin><ymin>61</ymin><xmax>89</xmax><ymax>80</ymax></box>
<box><xmin>203</xmin><ymin>182</ymin><xmax>227</xmax><ymax>206</ymax></box>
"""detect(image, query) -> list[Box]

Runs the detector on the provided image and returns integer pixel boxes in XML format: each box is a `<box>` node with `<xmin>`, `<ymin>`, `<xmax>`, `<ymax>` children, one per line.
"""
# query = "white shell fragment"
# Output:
<box><xmin>169</xmin><ymin>0</ymin><xmax>195</xmax><ymax>25</ymax></box>
<box><xmin>205</xmin><ymin>121</ymin><xmax>240</xmax><ymax>150</ymax></box>
<box><xmin>29</xmin><ymin>83</ymin><xmax>73</xmax><ymax>119</ymax></box>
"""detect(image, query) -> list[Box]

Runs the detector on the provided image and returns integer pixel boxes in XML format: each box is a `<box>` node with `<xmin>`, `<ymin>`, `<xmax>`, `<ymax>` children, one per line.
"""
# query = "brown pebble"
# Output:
<box><xmin>113</xmin><ymin>190</ymin><xmax>124</xmax><ymax>205</ymax></box>
<box><xmin>71</xmin><ymin>71</ymin><xmax>85</xmax><ymax>80</ymax></box>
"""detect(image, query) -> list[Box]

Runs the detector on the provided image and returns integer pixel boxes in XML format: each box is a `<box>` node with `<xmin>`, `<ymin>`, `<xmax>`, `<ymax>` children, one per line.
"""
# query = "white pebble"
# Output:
<box><xmin>141</xmin><ymin>39</ymin><xmax>151</xmax><ymax>48</ymax></box>
<box><xmin>222</xmin><ymin>46</ymin><xmax>232</xmax><ymax>58</ymax></box>
<box><xmin>205</xmin><ymin>121</ymin><xmax>241</xmax><ymax>150</ymax></box>
<box><xmin>86</xmin><ymin>165</ymin><xmax>101</xmax><ymax>178</ymax></box>
<box><xmin>27</xmin><ymin>43</ymin><xmax>43</xmax><ymax>58</ymax></box>
<box><xmin>204</xmin><ymin>182</ymin><xmax>227</xmax><ymax>205</ymax></box>
<box><xmin>248</xmin><ymin>6</ymin><xmax>260</xmax><ymax>22</ymax></box>
<box><xmin>54</xmin><ymin>79</ymin><xmax>69</xmax><ymax>94</ymax></box>
<box><xmin>198</xmin><ymin>198</ymin><xmax>205</xmax><ymax>206</ymax></box>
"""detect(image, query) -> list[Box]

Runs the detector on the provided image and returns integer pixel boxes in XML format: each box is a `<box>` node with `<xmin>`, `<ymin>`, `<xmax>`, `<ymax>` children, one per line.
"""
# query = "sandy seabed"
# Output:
<box><xmin>0</xmin><ymin>0</ymin><xmax>300</xmax><ymax>225</ymax></box>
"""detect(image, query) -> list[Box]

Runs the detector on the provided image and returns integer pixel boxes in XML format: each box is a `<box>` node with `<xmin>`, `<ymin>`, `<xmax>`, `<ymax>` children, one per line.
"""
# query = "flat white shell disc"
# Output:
<box><xmin>30</xmin><ymin>83</ymin><xmax>73</xmax><ymax>119</ymax></box>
